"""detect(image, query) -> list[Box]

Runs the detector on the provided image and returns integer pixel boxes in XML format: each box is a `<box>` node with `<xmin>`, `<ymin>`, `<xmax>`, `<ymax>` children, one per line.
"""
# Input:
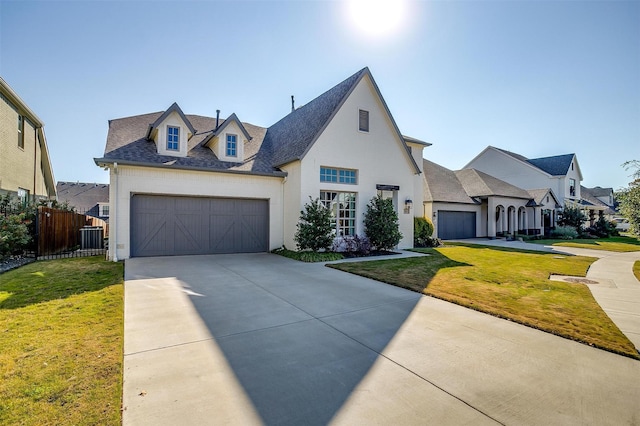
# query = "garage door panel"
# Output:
<box><xmin>438</xmin><ymin>211</ymin><xmax>476</xmax><ymax>240</ymax></box>
<box><xmin>131</xmin><ymin>195</ymin><xmax>268</xmax><ymax>257</ymax></box>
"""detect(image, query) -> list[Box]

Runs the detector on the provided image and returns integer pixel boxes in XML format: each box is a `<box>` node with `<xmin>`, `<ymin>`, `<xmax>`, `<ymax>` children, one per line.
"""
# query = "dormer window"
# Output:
<box><xmin>167</xmin><ymin>126</ymin><xmax>179</xmax><ymax>151</ymax></box>
<box><xmin>359</xmin><ymin>109</ymin><xmax>369</xmax><ymax>132</ymax></box>
<box><xmin>226</xmin><ymin>134</ymin><xmax>237</xmax><ymax>157</ymax></box>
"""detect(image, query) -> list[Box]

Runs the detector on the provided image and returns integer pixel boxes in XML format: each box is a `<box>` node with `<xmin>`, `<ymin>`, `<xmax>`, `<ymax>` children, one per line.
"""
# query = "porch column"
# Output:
<box><xmin>487</xmin><ymin>198</ymin><xmax>496</xmax><ymax>238</ymax></box>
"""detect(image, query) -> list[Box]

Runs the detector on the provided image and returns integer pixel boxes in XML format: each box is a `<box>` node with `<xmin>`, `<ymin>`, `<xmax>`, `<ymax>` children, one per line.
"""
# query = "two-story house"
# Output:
<box><xmin>465</xmin><ymin>146</ymin><xmax>583</xmax><ymax>207</ymax></box>
<box><xmin>95</xmin><ymin>68</ymin><xmax>428</xmax><ymax>260</ymax></box>
<box><xmin>0</xmin><ymin>77</ymin><xmax>56</xmax><ymax>203</ymax></box>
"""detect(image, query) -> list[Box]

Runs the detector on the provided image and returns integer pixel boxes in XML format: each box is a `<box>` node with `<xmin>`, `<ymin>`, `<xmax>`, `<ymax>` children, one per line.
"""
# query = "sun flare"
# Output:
<box><xmin>346</xmin><ymin>0</ymin><xmax>408</xmax><ymax>38</ymax></box>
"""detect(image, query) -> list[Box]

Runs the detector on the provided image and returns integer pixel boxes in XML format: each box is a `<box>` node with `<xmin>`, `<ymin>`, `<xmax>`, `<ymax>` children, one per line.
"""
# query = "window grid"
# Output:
<box><xmin>226</xmin><ymin>134</ymin><xmax>237</xmax><ymax>157</ymax></box>
<box><xmin>320</xmin><ymin>167</ymin><xmax>357</xmax><ymax>184</ymax></box>
<box><xmin>167</xmin><ymin>126</ymin><xmax>179</xmax><ymax>150</ymax></box>
<box><xmin>320</xmin><ymin>191</ymin><xmax>357</xmax><ymax>237</ymax></box>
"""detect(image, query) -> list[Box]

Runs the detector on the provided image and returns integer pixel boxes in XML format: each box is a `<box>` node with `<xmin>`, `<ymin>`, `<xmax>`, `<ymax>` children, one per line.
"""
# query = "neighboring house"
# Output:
<box><xmin>95</xmin><ymin>68</ymin><xmax>428</xmax><ymax>260</ymax></box>
<box><xmin>580</xmin><ymin>186</ymin><xmax>616</xmax><ymax>225</ymax></box>
<box><xmin>0</xmin><ymin>77</ymin><xmax>56</xmax><ymax>203</ymax></box>
<box><xmin>465</xmin><ymin>146</ymin><xmax>583</xmax><ymax>207</ymax></box>
<box><xmin>56</xmin><ymin>181</ymin><xmax>110</xmax><ymax>221</ymax></box>
<box><xmin>422</xmin><ymin>159</ymin><xmax>560</xmax><ymax>239</ymax></box>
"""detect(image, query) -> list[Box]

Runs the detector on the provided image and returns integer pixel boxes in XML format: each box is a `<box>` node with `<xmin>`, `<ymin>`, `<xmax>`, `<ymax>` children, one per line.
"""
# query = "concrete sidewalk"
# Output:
<box><xmin>456</xmin><ymin>238</ymin><xmax>640</xmax><ymax>351</ymax></box>
<box><xmin>123</xmin><ymin>253</ymin><xmax>640</xmax><ymax>425</ymax></box>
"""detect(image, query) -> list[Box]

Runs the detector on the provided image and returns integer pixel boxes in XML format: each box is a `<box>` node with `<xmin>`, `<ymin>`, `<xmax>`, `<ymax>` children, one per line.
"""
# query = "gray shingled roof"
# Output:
<box><xmin>584</xmin><ymin>186</ymin><xmax>613</xmax><ymax>198</ymax></box>
<box><xmin>580</xmin><ymin>186</ymin><xmax>616</xmax><ymax>214</ymax></box>
<box><xmin>527</xmin><ymin>154</ymin><xmax>575</xmax><ymax>176</ymax></box>
<box><xmin>422</xmin><ymin>159</ymin><xmax>479</xmax><ymax>204</ymax></box>
<box><xmin>97</xmin><ymin>111</ymin><xmax>280</xmax><ymax>176</ymax></box>
<box><xmin>96</xmin><ymin>68</ymin><xmax>420</xmax><ymax>177</ymax></box>
<box><xmin>262</xmin><ymin>68</ymin><xmax>368</xmax><ymax>167</ymax></box>
<box><xmin>494</xmin><ymin>147</ymin><xmax>576</xmax><ymax>176</ymax></box>
<box><xmin>456</xmin><ymin>169</ymin><xmax>533</xmax><ymax>199</ymax></box>
<box><xmin>423</xmin><ymin>159</ymin><xmax>537</xmax><ymax>204</ymax></box>
<box><xmin>56</xmin><ymin>181</ymin><xmax>109</xmax><ymax>216</ymax></box>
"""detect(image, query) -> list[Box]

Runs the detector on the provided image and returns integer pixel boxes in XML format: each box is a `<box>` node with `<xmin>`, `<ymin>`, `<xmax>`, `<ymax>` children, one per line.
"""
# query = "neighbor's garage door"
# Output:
<box><xmin>130</xmin><ymin>195</ymin><xmax>268</xmax><ymax>257</ymax></box>
<box><xmin>438</xmin><ymin>211</ymin><xmax>476</xmax><ymax>240</ymax></box>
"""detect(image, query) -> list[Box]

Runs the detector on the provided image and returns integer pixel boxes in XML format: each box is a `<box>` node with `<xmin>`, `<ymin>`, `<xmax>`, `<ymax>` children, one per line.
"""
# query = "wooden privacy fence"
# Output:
<box><xmin>37</xmin><ymin>207</ymin><xmax>108</xmax><ymax>258</ymax></box>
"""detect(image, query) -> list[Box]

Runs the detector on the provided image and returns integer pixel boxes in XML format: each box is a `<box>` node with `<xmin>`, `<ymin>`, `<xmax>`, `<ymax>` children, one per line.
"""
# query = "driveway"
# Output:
<box><xmin>123</xmin><ymin>253</ymin><xmax>640</xmax><ymax>425</ymax></box>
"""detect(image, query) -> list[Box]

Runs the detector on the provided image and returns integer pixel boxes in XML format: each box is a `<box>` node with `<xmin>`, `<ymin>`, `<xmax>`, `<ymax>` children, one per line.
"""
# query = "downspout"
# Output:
<box><xmin>33</xmin><ymin>125</ymin><xmax>37</xmax><ymax>202</ymax></box>
<box><xmin>112</xmin><ymin>162</ymin><xmax>118</xmax><ymax>262</ymax></box>
<box><xmin>281</xmin><ymin>174</ymin><xmax>287</xmax><ymax>249</ymax></box>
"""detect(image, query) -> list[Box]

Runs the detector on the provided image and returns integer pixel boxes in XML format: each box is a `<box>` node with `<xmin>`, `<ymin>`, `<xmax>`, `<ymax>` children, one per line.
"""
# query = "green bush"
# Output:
<box><xmin>0</xmin><ymin>213</ymin><xmax>32</xmax><ymax>258</ymax></box>
<box><xmin>364</xmin><ymin>196</ymin><xmax>402</xmax><ymax>251</ymax></box>
<box><xmin>558</xmin><ymin>206</ymin><xmax>587</xmax><ymax>235</ymax></box>
<box><xmin>551</xmin><ymin>225</ymin><xmax>579</xmax><ymax>240</ymax></box>
<box><xmin>414</xmin><ymin>217</ymin><xmax>434</xmax><ymax>247</ymax></box>
<box><xmin>294</xmin><ymin>197</ymin><xmax>334</xmax><ymax>252</ymax></box>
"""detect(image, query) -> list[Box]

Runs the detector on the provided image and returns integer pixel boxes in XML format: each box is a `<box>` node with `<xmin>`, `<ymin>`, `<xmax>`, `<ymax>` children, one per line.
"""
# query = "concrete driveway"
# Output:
<box><xmin>123</xmin><ymin>253</ymin><xmax>640</xmax><ymax>425</ymax></box>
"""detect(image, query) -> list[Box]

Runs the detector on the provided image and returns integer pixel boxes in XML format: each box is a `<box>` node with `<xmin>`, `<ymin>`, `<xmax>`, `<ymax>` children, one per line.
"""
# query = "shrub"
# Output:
<box><xmin>414</xmin><ymin>217</ymin><xmax>434</xmax><ymax>247</ymax></box>
<box><xmin>294</xmin><ymin>197</ymin><xmax>334</xmax><ymax>252</ymax></box>
<box><xmin>590</xmin><ymin>215</ymin><xmax>618</xmax><ymax>237</ymax></box>
<box><xmin>363</xmin><ymin>196</ymin><xmax>402</xmax><ymax>251</ymax></box>
<box><xmin>331</xmin><ymin>235</ymin><xmax>371</xmax><ymax>255</ymax></box>
<box><xmin>0</xmin><ymin>213</ymin><xmax>32</xmax><ymax>258</ymax></box>
<box><xmin>550</xmin><ymin>225</ymin><xmax>579</xmax><ymax>240</ymax></box>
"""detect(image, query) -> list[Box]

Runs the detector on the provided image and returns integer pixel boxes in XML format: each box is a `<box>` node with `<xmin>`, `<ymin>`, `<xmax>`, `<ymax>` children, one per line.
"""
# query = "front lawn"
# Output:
<box><xmin>531</xmin><ymin>236</ymin><xmax>640</xmax><ymax>252</ymax></box>
<box><xmin>328</xmin><ymin>244</ymin><xmax>639</xmax><ymax>359</ymax></box>
<box><xmin>0</xmin><ymin>256</ymin><xmax>124</xmax><ymax>425</ymax></box>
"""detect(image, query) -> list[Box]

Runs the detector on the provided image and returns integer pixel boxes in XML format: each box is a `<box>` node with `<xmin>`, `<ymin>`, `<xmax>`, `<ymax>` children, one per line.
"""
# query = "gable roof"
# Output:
<box><xmin>580</xmin><ymin>186</ymin><xmax>616</xmax><ymax>214</ymax></box>
<box><xmin>455</xmin><ymin>169</ymin><xmax>533</xmax><ymax>200</ymax></box>
<box><xmin>95</xmin><ymin>67</ymin><xmax>421</xmax><ymax>178</ymax></box>
<box><xmin>584</xmin><ymin>186</ymin><xmax>613</xmax><ymax>198</ymax></box>
<box><xmin>263</xmin><ymin>67</ymin><xmax>421</xmax><ymax>173</ymax></box>
<box><xmin>145</xmin><ymin>102</ymin><xmax>196</xmax><ymax>139</ymax></box>
<box><xmin>527</xmin><ymin>188</ymin><xmax>561</xmax><ymax>208</ymax></box>
<box><xmin>527</xmin><ymin>154</ymin><xmax>575</xmax><ymax>176</ymax></box>
<box><xmin>203</xmin><ymin>113</ymin><xmax>252</xmax><ymax>145</ymax></box>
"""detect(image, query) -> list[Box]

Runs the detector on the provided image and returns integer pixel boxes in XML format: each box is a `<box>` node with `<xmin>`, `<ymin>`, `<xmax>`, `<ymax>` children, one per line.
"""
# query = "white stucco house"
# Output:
<box><xmin>465</xmin><ymin>146</ymin><xmax>583</xmax><ymax>208</ymax></box>
<box><xmin>422</xmin><ymin>159</ymin><xmax>560</xmax><ymax>239</ymax></box>
<box><xmin>95</xmin><ymin>68</ymin><xmax>429</xmax><ymax>260</ymax></box>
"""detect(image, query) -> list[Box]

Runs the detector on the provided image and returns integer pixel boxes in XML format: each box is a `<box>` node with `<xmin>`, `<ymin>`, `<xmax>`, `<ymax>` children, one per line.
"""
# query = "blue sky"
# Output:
<box><xmin>1</xmin><ymin>0</ymin><xmax>638</xmax><ymax>190</ymax></box>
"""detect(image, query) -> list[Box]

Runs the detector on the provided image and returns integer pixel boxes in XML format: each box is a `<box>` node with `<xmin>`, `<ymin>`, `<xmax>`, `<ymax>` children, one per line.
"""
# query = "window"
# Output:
<box><xmin>17</xmin><ymin>188</ymin><xmax>29</xmax><ymax>206</ymax></box>
<box><xmin>359</xmin><ymin>109</ymin><xmax>369</xmax><ymax>132</ymax></box>
<box><xmin>571</xmin><ymin>162</ymin><xmax>574</xmax><ymax>171</ymax></box>
<box><xmin>18</xmin><ymin>115</ymin><xmax>24</xmax><ymax>149</ymax></box>
<box><xmin>569</xmin><ymin>178</ymin><xmax>576</xmax><ymax>197</ymax></box>
<box><xmin>226</xmin><ymin>134</ymin><xmax>237</xmax><ymax>157</ymax></box>
<box><xmin>167</xmin><ymin>126</ymin><xmax>179</xmax><ymax>151</ymax></box>
<box><xmin>320</xmin><ymin>167</ymin><xmax>357</xmax><ymax>184</ymax></box>
<box><xmin>99</xmin><ymin>203</ymin><xmax>109</xmax><ymax>217</ymax></box>
<box><xmin>320</xmin><ymin>191</ymin><xmax>357</xmax><ymax>236</ymax></box>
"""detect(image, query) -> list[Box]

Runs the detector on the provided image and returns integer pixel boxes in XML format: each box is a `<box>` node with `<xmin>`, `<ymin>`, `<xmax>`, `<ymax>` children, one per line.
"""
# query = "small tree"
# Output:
<box><xmin>557</xmin><ymin>205</ymin><xmax>587</xmax><ymax>235</ymax></box>
<box><xmin>364</xmin><ymin>195</ymin><xmax>402</xmax><ymax>251</ymax></box>
<box><xmin>619</xmin><ymin>160</ymin><xmax>640</xmax><ymax>236</ymax></box>
<box><xmin>294</xmin><ymin>197</ymin><xmax>334</xmax><ymax>252</ymax></box>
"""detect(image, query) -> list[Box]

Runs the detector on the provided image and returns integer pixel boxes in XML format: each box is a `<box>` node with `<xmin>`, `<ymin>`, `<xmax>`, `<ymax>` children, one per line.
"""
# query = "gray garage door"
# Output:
<box><xmin>130</xmin><ymin>195</ymin><xmax>269</xmax><ymax>257</ymax></box>
<box><xmin>438</xmin><ymin>211</ymin><xmax>476</xmax><ymax>240</ymax></box>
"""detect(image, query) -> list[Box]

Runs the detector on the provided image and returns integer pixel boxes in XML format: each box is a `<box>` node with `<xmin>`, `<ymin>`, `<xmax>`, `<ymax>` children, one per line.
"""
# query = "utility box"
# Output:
<box><xmin>80</xmin><ymin>226</ymin><xmax>104</xmax><ymax>249</ymax></box>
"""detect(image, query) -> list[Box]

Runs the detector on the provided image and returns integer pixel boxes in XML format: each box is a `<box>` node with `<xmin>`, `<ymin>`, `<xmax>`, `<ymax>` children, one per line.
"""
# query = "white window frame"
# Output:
<box><xmin>167</xmin><ymin>126</ymin><xmax>180</xmax><ymax>151</ymax></box>
<box><xmin>99</xmin><ymin>203</ymin><xmax>110</xmax><ymax>217</ymax></box>
<box><xmin>320</xmin><ymin>191</ymin><xmax>357</xmax><ymax>237</ymax></box>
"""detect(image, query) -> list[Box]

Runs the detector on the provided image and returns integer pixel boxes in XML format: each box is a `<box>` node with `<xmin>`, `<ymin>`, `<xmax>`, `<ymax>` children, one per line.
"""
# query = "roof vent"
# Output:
<box><xmin>291</xmin><ymin>95</ymin><xmax>295</xmax><ymax>112</ymax></box>
<box><xmin>215</xmin><ymin>109</ymin><xmax>220</xmax><ymax>129</ymax></box>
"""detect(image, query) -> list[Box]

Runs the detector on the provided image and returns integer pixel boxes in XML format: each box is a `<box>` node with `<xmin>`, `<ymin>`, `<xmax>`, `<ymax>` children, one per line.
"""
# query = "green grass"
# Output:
<box><xmin>0</xmin><ymin>257</ymin><xmax>124</xmax><ymax>425</ymax></box>
<box><xmin>329</xmin><ymin>244</ymin><xmax>639</xmax><ymax>359</ymax></box>
<box><xmin>272</xmin><ymin>247</ymin><xmax>344</xmax><ymax>262</ymax></box>
<box><xmin>531</xmin><ymin>235</ymin><xmax>640</xmax><ymax>252</ymax></box>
